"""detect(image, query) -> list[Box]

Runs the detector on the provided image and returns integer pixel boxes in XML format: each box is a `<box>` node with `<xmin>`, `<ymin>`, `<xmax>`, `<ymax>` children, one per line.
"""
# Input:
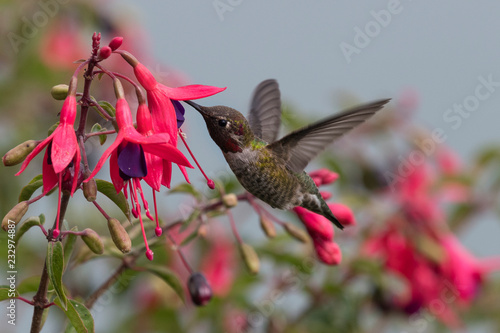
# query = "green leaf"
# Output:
<box><xmin>39</xmin><ymin>213</ymin><xmax>46</xmax><ymax>225</ymax></box>
<box><xmin>169</xmin><ymin>183</ymin><xmax>202</xmax><ymax>200</ymax></box>
<box><xmin>17</xmin><ymin>276</ymin><xmax>41</xmax><ymax>294</ymax></box>
<box><xmin>0</xmin><ymin>286</ymin><xmax>19</xmax><ymax>301</ymax></box>
<box><xmin>56</xmin><ymin>298</ymin><xmax>94</xmax><ymax>333</ymax></box>
<box><xmin>98</xmin><ymin>101</ymin><xmax>116</xmax><ymax>118</ymax></box>
<box><xmin>90</xmin><ymin>123</ymin><xmax>108</xmax><ymax>145</ymax></box>
<box><xmin>145</xmin><ymin>265</ymin><xmax>185</xmax><ymax>302</ymax></box>
<box><xmin>47</xmin><ymin>242</ymin><xmax>67</xmax><ymax>309</ymax></box>
<box><xmin>48</xmin><ymin>122</ymin><xmax>60</xmax><ymax>136</ymax></box>
<box><xmin>18</xmin><ymin>174</ymin><xmax>43</xmax><ymax>202</ymax></box>
<box><xmin>63</xmin><ymin>227</ymin><xmax>78</xmax><ymax>272</ymax></box>
<box><xmin>14</xmin><ymin>216</ymin><xmax>41</xmax><ymax>244</ymax></box>
<box><xmin>95</xmin><ymin>179</ymin><xmax>130</xmax><ymax>220</ymax></box>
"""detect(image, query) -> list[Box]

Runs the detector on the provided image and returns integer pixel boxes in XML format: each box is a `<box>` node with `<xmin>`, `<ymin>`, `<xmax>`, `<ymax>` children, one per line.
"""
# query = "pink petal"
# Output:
<box><xmin>134</xmin><ymin>63</ymin><xmax>158</xmax><ymax>91</ymax></box>
<box><xmin>125</xmin><ymin>129</ymin><xmax>170</xmax><ymax>145</ymax></box>
<box><xmin>161</xmin><ymin>161</ymin><xmax>172</xmax><ymax>188</ymax></box>
<box><xmin>86</xmin><ymin>132</ymin><xmax>125</xmax><ymax>181</ymax></box>
<box><xmin>16</xmin><ymin>132</ymin><xmax>55</xmax><ymax>175</ymax></box>
<box><xmin>59</xmin><ymin>95</ymin><xmax>77</xmax><ymax>125</ymax></box>
<box><xmin>42</xmin><ymin>148</ymin><xmax>58</xmax><ymax>194</ymax></box>
<box><xmin>158</xmin><ymin>84</ymin><xmax>226</xmax><ymax>101</ymax></box>
<box><xmin>51</xmin><ymin>124</ymin><xmax>77</xmax><ymax>173</ymax></box>
<box><xmin>178</xmin><ymin>165</ymin><xmax>191</xmax><ymax>184</ymax></box>
<box><xmin>147</xmin><ymin>90</ymin><xmax>178</xmax><ymax>144</ymax></box>
<box><xmin>70</xmin><ymin>145</ymin><xmax>81</xmax><ymax>196</ymax></box>
<box><xmin>143</xmin><ymin>153</ymin><xmax>163</xmax><ymax>191</ymax></box>
<box><xmin>142</xmin><ymin>143</ymin><xmax>193</xmax><ymax>168</ymax></box>
<box><xmin>109</xmin><ymin>149</ymin><xmax>124</xmax><ymax>193</ymax></box>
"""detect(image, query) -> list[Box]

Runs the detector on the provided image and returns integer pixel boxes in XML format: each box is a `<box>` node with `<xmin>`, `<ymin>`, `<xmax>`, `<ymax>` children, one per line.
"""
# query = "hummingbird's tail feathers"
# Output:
<box><xmin>322</xmin><ymin>208</ymin><xmax>344</xmax><ymax>230</ymax></box>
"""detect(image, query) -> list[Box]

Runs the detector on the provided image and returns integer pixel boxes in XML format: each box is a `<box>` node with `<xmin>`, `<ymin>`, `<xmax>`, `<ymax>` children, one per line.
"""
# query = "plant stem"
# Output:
<box><xmin>85</xmin><ymin>256</ymin><xmax>137</xmax><ymax>309</ymax></box>
<box><xmin>30</xmin><ymin>192</ymin><xmax>71</xmax><ymax>333</ymax></box>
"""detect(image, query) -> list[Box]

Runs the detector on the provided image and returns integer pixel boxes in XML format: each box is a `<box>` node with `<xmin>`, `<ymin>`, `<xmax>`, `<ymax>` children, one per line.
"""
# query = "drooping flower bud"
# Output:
<box><xmin>108</xmin><ymin>37</ymin><xmax>123</xmax><ymax>51</ymax></box>
<box><xmin>81</xmin><ymin>228</ymin><xmax>104</xmax><ymax>255</ymax></box>
<box><xmin>98</xmin><ymin>46</ymin><xmax>112</xmax><ymax>60</ymax></box>
<box><xmin>222</xmin><ymin>193</ymin><xmax>238</xmax><ymax>208</ymax></box>
<box><xmin>107</xmin><ymin>218</ymin><xmax>132</xmax><ymax>253</ymax></box>
<box><xmin>328</xmin><ymin>203</ymin><xmax>356</xmax><ymax>227</ymax></box>
<box><xmin>239</xmin><ymin>243</ymin><xmax>260</xmax><ymax>275</ymax></box>
<box><xmin>50</xmin><ymin>84</ymin><xmax>69</xmax><ymax>100</ymax></box>
<box><xmin>259</xmin><ymin>215</ymin><xmax>276</xmax><ymax>238</ymax></box>
<box><xmin>188</xmin><ymin>272</ymin><xmax>212</xmax><ymax>306</ymax></box>
<box><xmin>2</xmin><ymin>201</ymin><xmax>29</xmax><ymax>231</ymax></box>
<box><xmin>3</xmin><ymin>140</ymin><xmax>38</xmax><ymax>166</ymax></box>
<box><xmin>283</xmin><ymin>223</ymin><xmax>310</xmax><ymax>243</ymax></box>
<box><xmin>83</xmin><ymin>170</ymin><xmax>97</xmax><ymax>202</ymax></box>
<box><xmin>314</xmin><ymin>240</ymin><xmax>342</xmax><ymax>265</ymax></box>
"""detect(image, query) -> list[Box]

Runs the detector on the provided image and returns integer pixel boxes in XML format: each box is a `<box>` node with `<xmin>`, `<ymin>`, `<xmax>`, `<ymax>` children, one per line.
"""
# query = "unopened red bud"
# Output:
<box><xmin>259</xmin><ymin>215</ymin><xmax>276</xmax><ymax>238</ymax></box>
<box><xmin>284</xmin><ymin>223</ymin><xmax>310</xmax><ymax>243</ymax></box>
<box><xmin>81</xmin><ymin>228</ymin><xmax>104</xmax><ymax>255</ymax></box>
<box><xmin>51</xmin><ymin>84</ymin><xmax>69</xmax><ymax>100</ymax></box>
<box><xmin>108</xmin><ymin>37</ymin><xmax>123</xmax><ymax>51</ymax></box>
<box><xmin>83</xmin><ymin>171</ymin><xmax>97</xmax><ymax>202</ymax></box>
<box><xmin>98</xmin><ymin>46</ymin><xmax>112</xmax><ymax>60</ymax></box>
<box><xmin>3</xmin><ymin>140</ymin><xmax>37</xmax><ymax>166</ymax></box>
<box><xmin>207</xmin><ymin>179</ymin><xmax>215</xmax><ymax>189</ymax></box>
<box><xmin>2</xmin><ymin>201</ymin><xmax>29</xmax><ymax>231</ymax></box>
<box><xmin>239</xmin><ymin>243</ymin><xmax>260</xmax><ymax>275</ymax></box>
<box><xmin>107</xmin><ymin>218</ymin><xmax>131</xmax><ymax>253</ymax></box>
<box><xmin>188</xmin><ymin>272</ymin><xmax>212</xmax><ymax>306</ymax></box>
<box><xmin>222</xmin><ymin>193</ymin><xmax>238</xmax><ymax>208</ymax></box>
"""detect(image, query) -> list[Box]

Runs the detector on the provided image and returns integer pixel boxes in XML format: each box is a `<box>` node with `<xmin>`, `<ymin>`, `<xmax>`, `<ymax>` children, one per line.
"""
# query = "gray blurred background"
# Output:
<box><xmin>123</xmin><ymin>0</ymin><xmax>500</xmax><ymax>256</ymax></box>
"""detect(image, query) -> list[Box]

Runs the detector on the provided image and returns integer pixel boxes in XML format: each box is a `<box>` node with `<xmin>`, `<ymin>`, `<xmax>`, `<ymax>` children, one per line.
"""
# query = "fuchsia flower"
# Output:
<box><xmin>120</xmin><ymin>51</ymin><xmax>226</xmax><ymax>187</ymax></box>
<box><xmin>293</xmin><ymin>169</ymin><xmax>356</xmax><ymax>265</ymax></box>
<box><xmin>201</xmin><ymin>238</ymin><xmax>236</xmax><ymax>297</ymax></box>
<box><xmin>16</xmin><ymin>78</ymin><xmax>81</xmax><ymax>237</ymax></box>
<box><xmin>85</xmin><ymin>80</ymin><xmax>193</xmax><ymax>260</ymax></box>
<box><xmin>363</xmin><ymin>222</ymin><xmax>500</xmax><ymax>327</ymax></box>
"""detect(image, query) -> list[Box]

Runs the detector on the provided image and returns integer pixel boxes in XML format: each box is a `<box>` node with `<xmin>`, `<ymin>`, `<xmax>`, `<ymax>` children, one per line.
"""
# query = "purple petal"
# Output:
<box><xmin>172</xmin><ymin>99</ymin><xmax>185</xmax><ymax>128</ymax></box>
<box><xmin>117</xmin><ymin>142</ymin><xmax>147</xmax><ymax>180</ymax></box>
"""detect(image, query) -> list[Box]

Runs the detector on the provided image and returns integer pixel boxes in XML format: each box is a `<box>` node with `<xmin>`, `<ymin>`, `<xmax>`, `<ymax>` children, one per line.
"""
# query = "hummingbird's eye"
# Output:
<box><xmin>218</xmin><ymin>119</ymin><xmax>228</xmax><ymax>127</ymax></box>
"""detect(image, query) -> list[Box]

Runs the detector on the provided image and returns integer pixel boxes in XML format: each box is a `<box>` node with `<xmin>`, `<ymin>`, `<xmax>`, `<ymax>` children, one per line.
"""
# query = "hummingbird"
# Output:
<box><xmin>185</xmin><ymin>80</ymin><xmax>390</xmax><ymax>230</ymax></box>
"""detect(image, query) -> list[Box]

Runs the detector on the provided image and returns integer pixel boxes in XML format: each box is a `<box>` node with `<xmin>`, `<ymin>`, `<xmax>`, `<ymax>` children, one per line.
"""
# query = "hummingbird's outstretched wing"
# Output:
<box><xmin>248</xmin><ymin>79</ymin><xmax>282</xmax><ymax>143</ymax></box>
<box><xmin>267</xmin><ymin>99</ymin><xmax>391</xmax><ymax>173</ymax></box>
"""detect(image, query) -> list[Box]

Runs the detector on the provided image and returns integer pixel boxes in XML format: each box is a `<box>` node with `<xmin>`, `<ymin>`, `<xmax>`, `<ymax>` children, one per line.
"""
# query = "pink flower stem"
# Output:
<box><xmin>247</xmin><ymin>194</ymin><xmax>285</xmax><ymax>226</ymax></box>
<box><xmin>226</xmin><ymin>208</ymin><xmax>244</xmax><ymax>244</ymax></box>
<box><xmin>92</xmin><ymin>200</ymin><xmax>111</xmax><ymax>220</ymax></box>
<box><xmin>164</xmin><ymin>231</ymin><xmax>193</xmax><ymax>274</ymax></box>
<box><xmin>16</xmin><ymin>296</ymin><xmax>35</xmax><ymax>306</ymax></box>
<box><xmin>85</xmin><ymin>129</ymin><xmax>117</xmax><ymax>138</ymax></box>
<box><xmin>52</xmin><ymin>173</ymin><xmax>63</xmax><ymax>239</ymax></box>
<box><xmin>26</xmin><ymin>192</ymin><xmax>47</xmax><ymax>205</ymax></box>
<box><xmin>178</xmin><ymin>129</ymin><xmax>214</xmax><ymax>188</ymax></box>
<box><xmin>85</xmin><ymin>99</ymin><xmax>113</xmax><ymax>121</ymax></box>
<box><xmin>131</xmin><ymin>179</ymin><xmax>153</xmax><ymax>260</ymax></box>
<box><xmin>37</xmin><ymin>224</ymin><xmax>48</xmax><ymax>237</ymax></box>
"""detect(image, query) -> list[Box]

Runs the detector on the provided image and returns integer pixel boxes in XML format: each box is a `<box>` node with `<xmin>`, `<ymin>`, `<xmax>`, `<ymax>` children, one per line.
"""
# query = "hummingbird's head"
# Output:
<box><xmin>185</xmin><ymin>101</ymin><xmax>254</xmax><ymax>153</ymax></box>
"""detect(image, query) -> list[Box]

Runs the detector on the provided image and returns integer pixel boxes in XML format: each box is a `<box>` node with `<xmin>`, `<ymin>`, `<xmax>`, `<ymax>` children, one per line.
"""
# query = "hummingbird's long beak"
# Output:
<box><xmin>184</xmin><ymin>100</ymin><xmax>208</xmax><ymax>116</ymax></box>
